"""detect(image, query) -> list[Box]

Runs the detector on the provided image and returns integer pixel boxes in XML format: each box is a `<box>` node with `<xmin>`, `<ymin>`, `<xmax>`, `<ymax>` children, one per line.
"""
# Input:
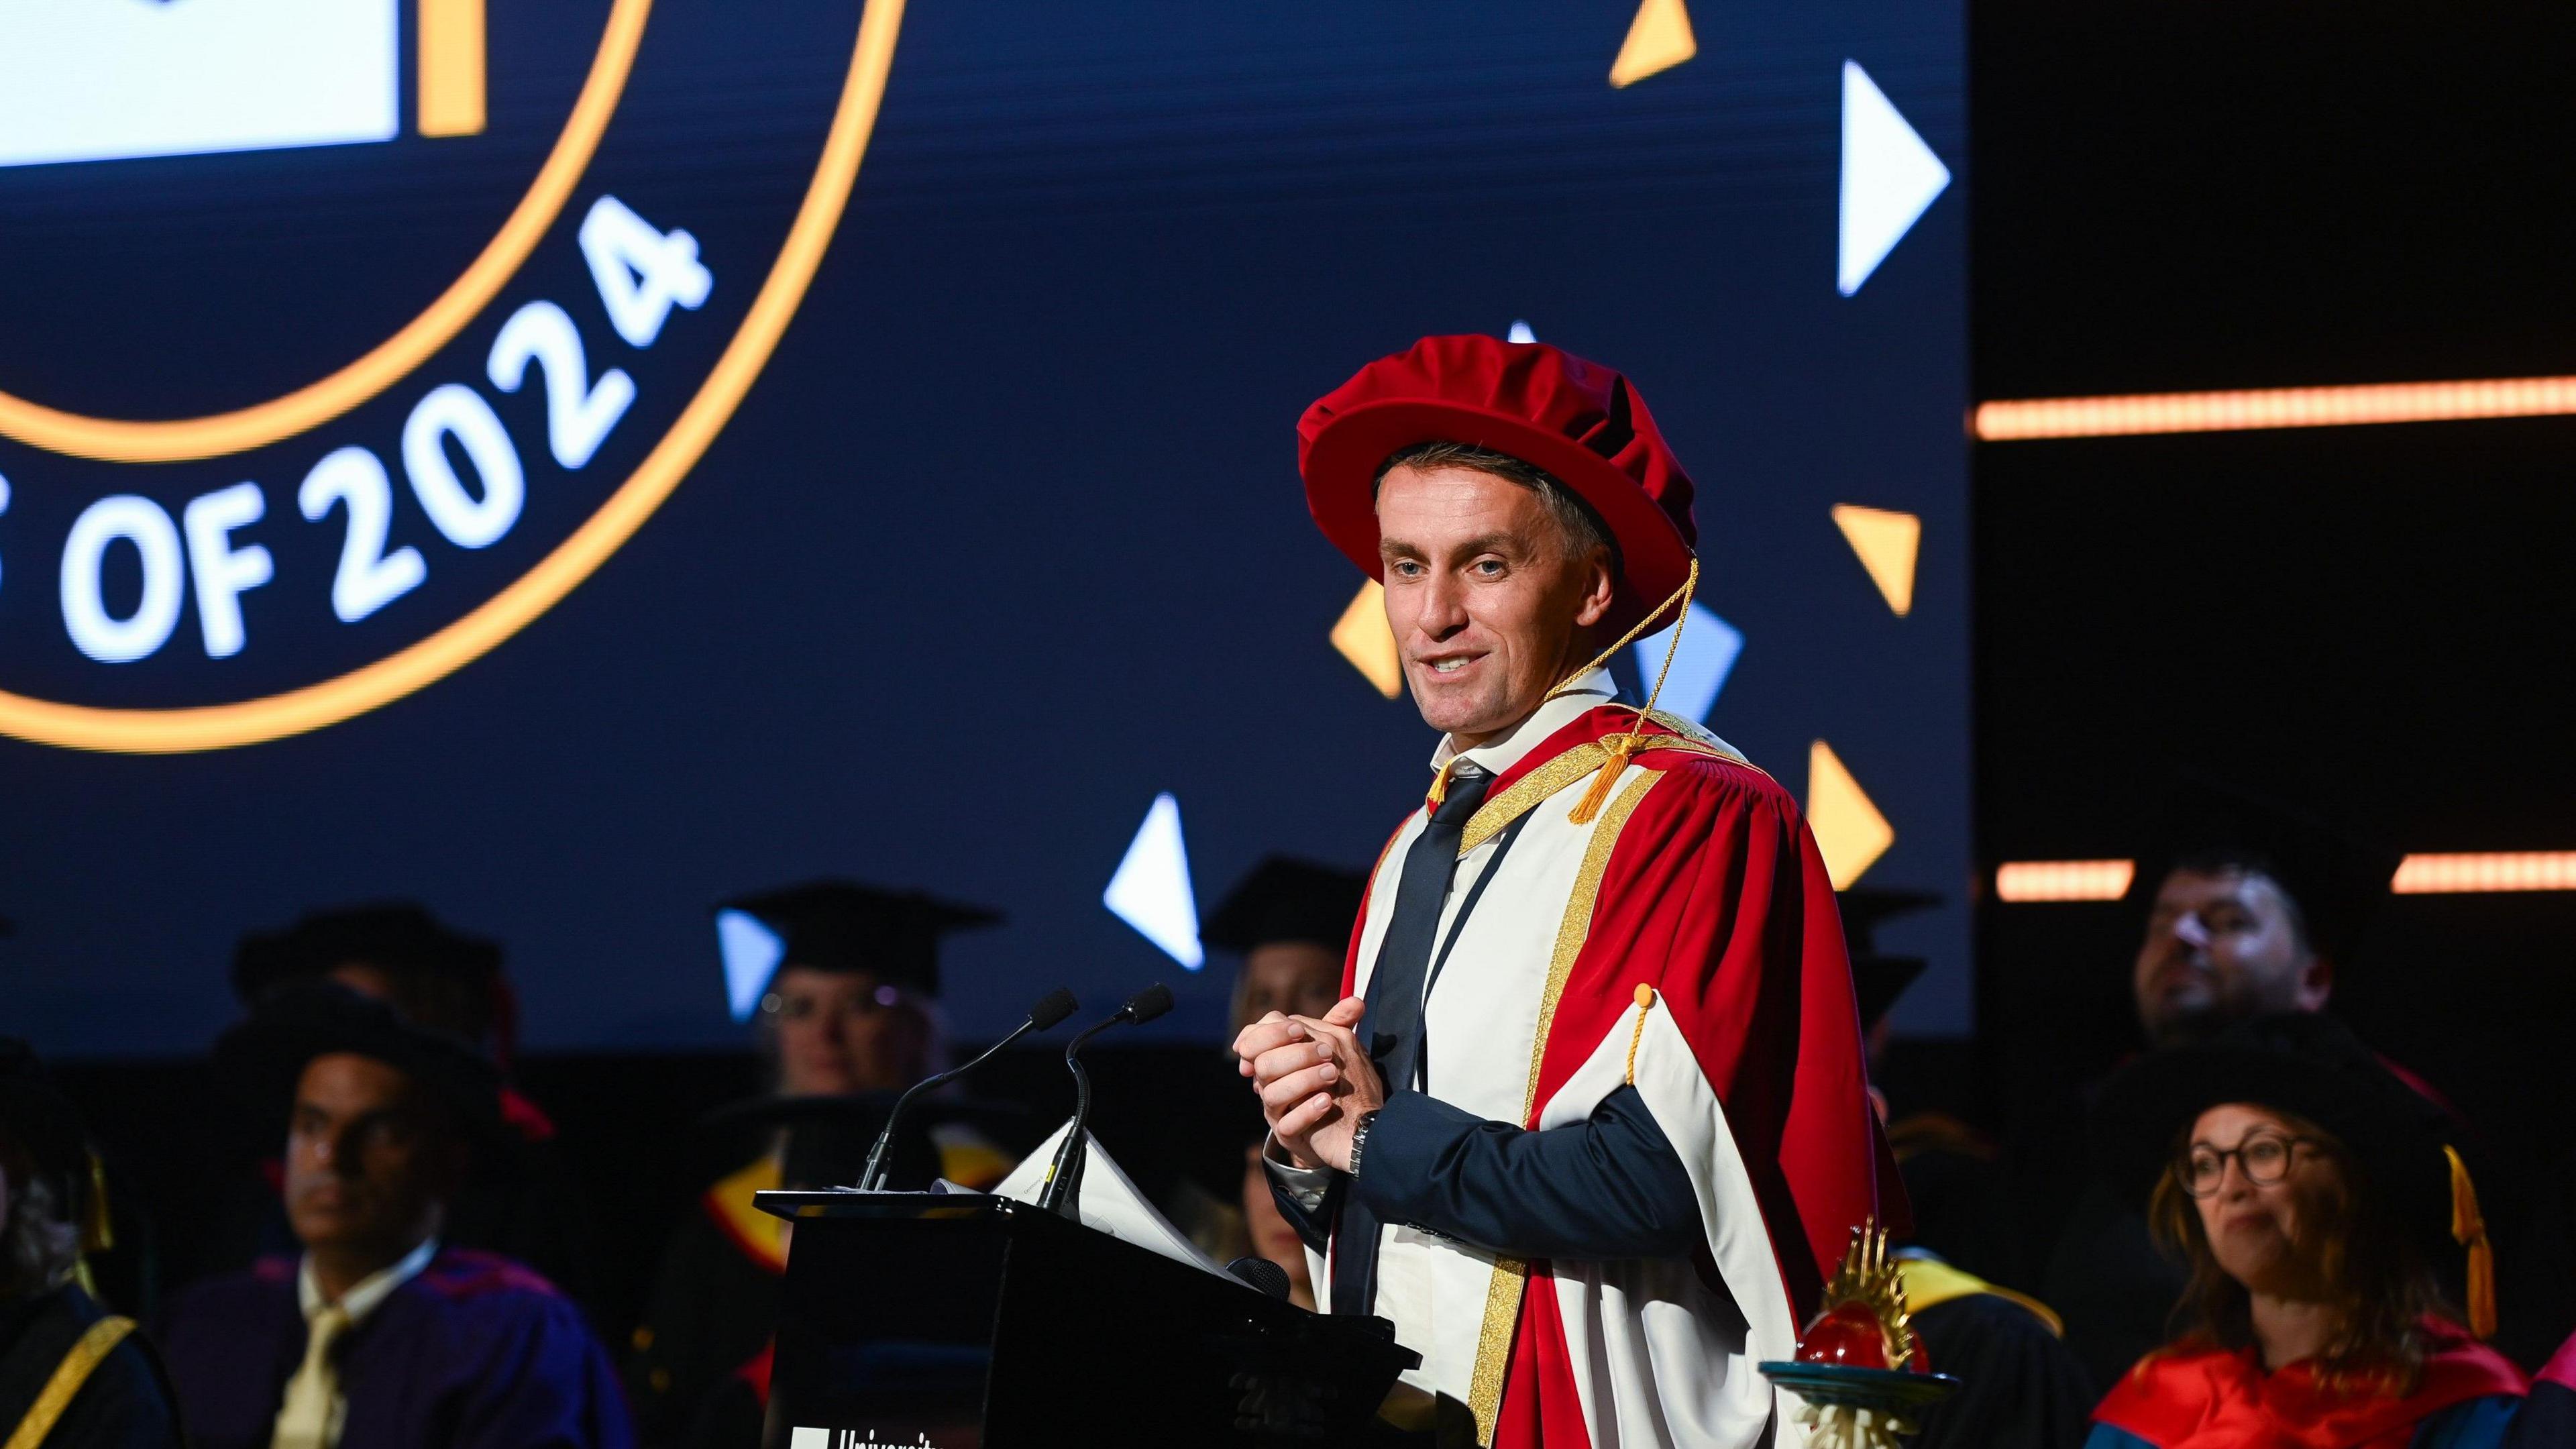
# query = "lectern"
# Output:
<box><xmin>756</xmin><ymin>1190</ymin><xmax>1419</xmax><ymax>1447</ymax></box>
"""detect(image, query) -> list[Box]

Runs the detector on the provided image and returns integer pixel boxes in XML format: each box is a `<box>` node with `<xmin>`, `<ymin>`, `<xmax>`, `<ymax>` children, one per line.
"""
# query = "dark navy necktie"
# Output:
<box><xmin>1332</xmin><ymin>761</ymin><xmax>1493</xmax><ymax>1317</ymax></box>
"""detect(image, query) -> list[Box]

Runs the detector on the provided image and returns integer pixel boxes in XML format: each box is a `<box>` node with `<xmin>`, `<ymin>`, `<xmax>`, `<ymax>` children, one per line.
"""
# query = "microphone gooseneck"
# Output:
<box><xmin>1035</xmin><ymin>983</ymin><xmax>1171</xmax><ymax>1216</ymax></box>
<box><xmin>857</xmin><ymin>986</ymin><xmax>1079</xmax><ymax>1191</ymax></box>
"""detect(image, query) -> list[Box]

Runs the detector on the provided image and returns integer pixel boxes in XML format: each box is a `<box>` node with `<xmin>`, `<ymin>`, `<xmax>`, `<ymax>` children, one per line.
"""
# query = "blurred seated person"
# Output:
<box><xmin>160</xmin><ymin>985</ymin><xmax>629</xmax><ymax>1449</ymax></box>
<box><xmin>660</xmin><ymin>1094</ymin><xmax>1012</xmax><ymax>1449</ymax></box>
<box><xmin>227</xmin><ymin>904</ymin><xmax>596</xmax><ymax>1303</ymax></box>
<box><xmin>627</xmin><ymin>882</ymin><xmax>1001</xmax><ymax>1448</ymax></box>
<box><xmin>1844</xmin><ymin>908</ymin><xmax>2094</xmax><ymax>1449</ymax></box>
<box><xmin>1843</xmin><ymin>887</ymin><xmax>2032</xmax><ymax>1289</ymax></box>
<box><xmin>2047</xmin><ymin>775</ymin><xmax>2404</xmax><ymax>1389</ymax></box>
<box><xmin>1187</xmin><ymin>857</ymin><xmax>1364</xmax><ymax>1307</ymax></box>
<box><xmin>1</xmin><ymin>1039</ymin><xmax>180</xmax><ymax>1449</ymax></box>
<box><xmin>2083</xmin><ymin>1014</ymin><xmax>2523</xmax><ymax>1448</ymax></box>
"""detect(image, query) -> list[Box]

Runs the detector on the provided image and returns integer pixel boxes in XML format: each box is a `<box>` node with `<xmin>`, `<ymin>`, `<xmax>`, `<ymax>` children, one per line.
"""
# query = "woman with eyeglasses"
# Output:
<box><xmin>2079</xmin><ymin>1013</ymin><xmax>2526</xmax><ymax>1448</ymax></box>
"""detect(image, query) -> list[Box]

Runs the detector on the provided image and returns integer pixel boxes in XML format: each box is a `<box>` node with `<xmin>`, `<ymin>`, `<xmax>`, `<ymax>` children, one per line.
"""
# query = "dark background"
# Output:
<box><xmin>1970</xmin><ymin>0</ymin><xmax>2576</xmax><ymax>1362</ymax></box>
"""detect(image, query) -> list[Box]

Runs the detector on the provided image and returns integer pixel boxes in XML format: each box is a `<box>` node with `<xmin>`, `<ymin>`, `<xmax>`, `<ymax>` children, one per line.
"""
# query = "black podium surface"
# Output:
<box><xmin>757</xmin><ymin>1189</ymin><xmax>1419</xmax><ymax>1448</ymax></box>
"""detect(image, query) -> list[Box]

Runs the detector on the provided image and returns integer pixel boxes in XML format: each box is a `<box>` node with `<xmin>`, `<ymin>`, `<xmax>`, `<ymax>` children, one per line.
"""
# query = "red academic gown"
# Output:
<box><xmin>2089</xmin><ymin>1320</ymin><xmax>2526</xmax><ymax>1449</ymax></box>
<box><xmin>1305</xmin><ymin>694</ymin><xmax>1894</xmax><ymax>1448</ymax></box>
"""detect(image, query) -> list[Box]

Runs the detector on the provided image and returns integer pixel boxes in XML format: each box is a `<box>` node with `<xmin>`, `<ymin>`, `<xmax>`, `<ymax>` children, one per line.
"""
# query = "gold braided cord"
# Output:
<box><xmin>1457</xmin><ymin>735</ymin><xmax>1733</xmax><ymax>858</ymax></box>
<box><xmin>1462</xmin><ymin>769</ymin><xmax>1665</xmax><ymax>1442</ymax></box>
<box><xmin>5</xmin><ymin>1316</ymin><xmax>135</xmax><ymax>1449</ymax></box>
<box><xmin>1623</xmin><ymin>985</ymin><xmax>1658</xmax><ymax>1086</ymax></box>
<box><xmin>1556</xmin><ymin>558</ymin><xmax>1701</xmax><ymax>824</ymax></box>
<box><xmin>1546</xmin><ymin>556</ymin><xmax>1701</xmax><ymax>702</ymax></box>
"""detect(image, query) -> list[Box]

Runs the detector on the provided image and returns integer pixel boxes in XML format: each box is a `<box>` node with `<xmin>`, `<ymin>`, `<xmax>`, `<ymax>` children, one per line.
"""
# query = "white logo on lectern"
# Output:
<box><xmin>0</xmin><ymin>0</ymin><xmax>401</xmax><ymax>167</ymax></box>
<box><xmin>788</xmin><ymin>1432</ymin><xmax>936</xmax><ymax>1449</ymax></box>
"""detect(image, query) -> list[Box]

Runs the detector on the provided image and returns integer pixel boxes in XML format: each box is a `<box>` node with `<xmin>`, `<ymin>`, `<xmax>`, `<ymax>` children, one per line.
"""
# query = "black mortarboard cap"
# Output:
<box><xmin>1837</xmin><ymin>888</ymin><xmax>1939</xmax><ymax>1030</ymax></box>
<box><xmin>232</xmin><ymin>902</ymin><xmax>502</xmax><ymax>1006</ymax></box>
<box><xmin>214</xmin><ymin>982</ymin><xmax>512</xmax><ymax>1161</ymax></box>
<box><xmin>2131</xmin><ymin>771</ymin><xmax>2402</xmax><ymax>964</ymax></box>
<box><xmin>2093</xmin><ymin>1013</ymin><xmax>2459</xmax><ymax>1263</ymax></box>
<box><xmin>1203</xmin><ymin>857</ymin><xmax>1366</xmax><ymax>955</ymax></box>
<box><xmin>718</xmin><ymin>881</ymin><xmax>1001</xmax><ymax>997</ymax></box>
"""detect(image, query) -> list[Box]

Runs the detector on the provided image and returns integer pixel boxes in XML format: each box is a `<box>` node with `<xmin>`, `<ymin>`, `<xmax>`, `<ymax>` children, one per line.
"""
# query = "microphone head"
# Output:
<box><xmin>1124</xmin><ymin>983</ymin><xmax>1174</xmax><ymax>1024</ymax></box>
<box><xmin>1027</xmin><ymin>987</ymin><xmax>1079</xmax><ymax>1031</ymax></box>
<box><xmin>1226</xmin><ymin>1256</ymin><xmax>1292</xmax><ymax>1300</ymax></box>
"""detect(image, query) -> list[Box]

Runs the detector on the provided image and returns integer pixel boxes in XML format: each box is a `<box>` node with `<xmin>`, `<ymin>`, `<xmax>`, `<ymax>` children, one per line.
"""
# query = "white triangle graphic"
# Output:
<box><xmin>1104</xmin><ymin>792</ymin><xmax>1204</xmax><ymax>970</ymax></box>
<box><xmin>1633</xmin><ymin>602</ymin><xmax>1743</xmax><ymax>723</ymax></box>
<box><xmin>714</xmin><ymin>907</ymin><xmax>785</xmax><ymax>1022</ymax></box>
<box><xmin>1837</xmin><ymin>60</ymin><xmax>1950</xmax><ymax>297</ymax></box>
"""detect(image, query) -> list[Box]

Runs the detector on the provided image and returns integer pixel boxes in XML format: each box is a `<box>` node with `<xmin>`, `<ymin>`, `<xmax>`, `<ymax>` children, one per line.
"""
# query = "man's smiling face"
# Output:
<box><xmin>1375</xmin><ymin>462</ymin><xmax>1614</xmax><ymax>750</ymax></box>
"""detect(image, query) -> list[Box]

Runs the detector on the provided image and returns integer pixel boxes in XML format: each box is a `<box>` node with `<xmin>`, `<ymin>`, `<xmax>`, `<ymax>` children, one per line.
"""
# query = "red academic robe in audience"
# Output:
<box><xmin>2084</xmin><ymin>1319</ymin><xmax>2526</xmax><ymax>1449</ymax></box>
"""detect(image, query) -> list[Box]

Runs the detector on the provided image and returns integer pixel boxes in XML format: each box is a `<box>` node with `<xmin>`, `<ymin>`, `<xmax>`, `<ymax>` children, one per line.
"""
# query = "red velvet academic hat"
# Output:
<box><xmin>1298</xmin><ymin>335</ymin><xmax>1698</xmax><ymax>639</ymax></box>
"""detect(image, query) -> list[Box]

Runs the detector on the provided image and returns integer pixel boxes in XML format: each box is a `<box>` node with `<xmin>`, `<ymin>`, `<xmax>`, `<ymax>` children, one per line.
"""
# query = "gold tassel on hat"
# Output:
<box><xmin>2445</xmin><ymin>1145</ymin><xmax>2496</xmax><ymax>1340</ymax></box>
<box><xmin>1564</xmin><ymin>558</ymin><xmax>1699</xmax><ymax>825</ymax></box>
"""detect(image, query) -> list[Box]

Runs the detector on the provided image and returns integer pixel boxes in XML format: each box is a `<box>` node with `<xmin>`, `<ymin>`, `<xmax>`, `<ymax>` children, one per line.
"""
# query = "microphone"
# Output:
<box><xmin>1227</xmin><ymin>1256</ymin><xmax>1291</xmax><ymax>1300</ymax></box>
<box><xmin>1035</xmin><ymin>983</ymin><xmax>1173</xmax><ymax>1217</ymax></box>
<box><xmin>856</xmin><ymin>985</ymin><xmax>1078</xmax><ymax>1191</ymax></box>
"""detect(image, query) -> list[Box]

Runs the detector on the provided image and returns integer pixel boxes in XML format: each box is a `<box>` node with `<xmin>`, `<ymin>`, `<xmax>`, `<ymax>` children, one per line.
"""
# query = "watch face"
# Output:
<box><xmin>0</xmin><ymin>0</ymin><xmax>901</xmax><ymax>753</ymax></box>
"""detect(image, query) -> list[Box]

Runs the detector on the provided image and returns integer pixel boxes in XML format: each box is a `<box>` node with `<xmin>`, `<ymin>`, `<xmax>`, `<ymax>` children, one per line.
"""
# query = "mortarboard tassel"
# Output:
<box><xmin>1566</xmin><ymin>558</ymin><xmax>1700</xmax><ymax>826</ymax></box>
<box><xmin>2446</xmin><ymin>1146</ymin><xmax>2495</xmax><ymax>1340</ymax></box>
<box><xmin>80</xmin><ymin>1151</ymin><xmax>115</xmax><ymax>1256</ymax></box>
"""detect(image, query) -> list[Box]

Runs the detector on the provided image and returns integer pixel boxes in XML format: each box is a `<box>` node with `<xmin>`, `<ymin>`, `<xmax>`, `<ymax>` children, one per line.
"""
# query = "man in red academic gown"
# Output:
<box><xmin>1234</xmin><ymin>335</ymin><xmax>1893</xmax><ymax>1447</ymax></box>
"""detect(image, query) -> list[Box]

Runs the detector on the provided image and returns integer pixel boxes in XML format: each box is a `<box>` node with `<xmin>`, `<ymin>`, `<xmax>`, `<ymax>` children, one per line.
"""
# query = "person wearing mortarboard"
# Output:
<box><xmin>2081</xmin><ymin>1013</ymin><xmax>2524</xmax><ymax>1448</ymax></box>
<box><xmin>1157</xmin><ymin>857</ymin><xmax>1369</xmax><ymax>1309</ymax></box>
<box><xmin>1839</xmin><ymin>894</ymin><xmax>2096</xmax><ymax>1449</ymax></box>
<box><xmin>1</xmin><ymin>1038</ymin><xmax>181</xmax><ymax>1449</ymax></box>
<box><xmin>624</xmin><ymin>881</ymin><xmax>1001</xmax><ymax>1449</ymax></box>
<box><xmin>1233</xmin><ymin>335</ymin><xmax>1892</xmax><ymax>1444</ymax></box>
<box><xmin>157</xmin><ymin>984</ymin><xmax>631</xmax><ymax>1449</ymax></box>
<box><xmin>2043</xmin><ymin>775</ymin><xmax>2415</xmax><ymax>1392</ymax></box>
<box><xmin>223</xmin><ymin>904</ymin><xmax>600</xmax><ymax>1313</ymax></box>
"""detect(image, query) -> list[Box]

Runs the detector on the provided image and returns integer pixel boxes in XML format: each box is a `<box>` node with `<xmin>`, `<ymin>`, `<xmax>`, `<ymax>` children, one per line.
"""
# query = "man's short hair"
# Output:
<box><xmin>1373</xmin><ymin>440</ymin><xmax>1622</xmax><ymax>578</ymax></box>
<box><xmin>2165</xmin><ymin>847</ymin><xmax>2315</xmax><ymax>957</ymax></box>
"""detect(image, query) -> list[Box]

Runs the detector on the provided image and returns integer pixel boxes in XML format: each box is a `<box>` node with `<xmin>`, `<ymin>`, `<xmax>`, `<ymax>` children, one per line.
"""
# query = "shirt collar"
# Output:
<box><xmin>297</xmin><ymin>1237</ymin><xmax>437</xmax><ymax>1326</ymax></box>
<box><xmin>1427</xmin><ymin>667</ymin><xmax>1619</xmax><ymax>784</ymax></box>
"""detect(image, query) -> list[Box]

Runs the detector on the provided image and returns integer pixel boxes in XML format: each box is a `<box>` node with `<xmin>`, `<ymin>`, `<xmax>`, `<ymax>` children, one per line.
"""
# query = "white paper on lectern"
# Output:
<box><xmin>992</xmin><ymin>1118</ymin><xmax>1229</xmax><ymax>1279</ymax></box>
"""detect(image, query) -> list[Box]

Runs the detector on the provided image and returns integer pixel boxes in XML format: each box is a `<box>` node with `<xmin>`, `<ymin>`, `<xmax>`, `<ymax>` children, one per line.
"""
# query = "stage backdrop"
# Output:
<box><xmin>0</xmin><ymin>0</ymin><xmax>1966</xmax><ymax>1055</ymax></box>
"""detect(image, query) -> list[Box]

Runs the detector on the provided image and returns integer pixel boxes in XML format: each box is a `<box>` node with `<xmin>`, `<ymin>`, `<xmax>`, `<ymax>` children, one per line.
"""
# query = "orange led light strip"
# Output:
<box><xmin>2390</xmin><ymin>852</ymin><xmax>2576</xmax><ymax>894</ymax></box>
<box><xmin>1995</xmin><ymin>859</ymin><xmax>2135</xmax><ymax>902</ymax></box>
<box><xmin>1998</xmin><ymin>853</ymin><xmax>2576</xmax><ymax>900</ymax></box>
<box><xmin>1973</xmin><ymin>375</ymin><xmax>2576</xmax><ymax>441</ymax></box>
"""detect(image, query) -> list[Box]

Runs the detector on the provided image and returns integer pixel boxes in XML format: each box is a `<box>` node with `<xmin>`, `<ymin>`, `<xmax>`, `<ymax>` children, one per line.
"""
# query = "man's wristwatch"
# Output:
<box><xmin>1344</xmin><ymin>1108</ymin><xmax>1381</xmax><ymax>1179</ymax></box>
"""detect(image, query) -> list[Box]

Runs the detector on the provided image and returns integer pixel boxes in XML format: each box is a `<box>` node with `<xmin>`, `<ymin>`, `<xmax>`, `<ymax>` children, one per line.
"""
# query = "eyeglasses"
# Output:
<box><xmin>2177</xmin><ymin>1130</ymin><xmax>2316</xmax><ymax>1197</ymax></box>
<box><xmin>762</xmin><ymin>983</ymin><xmax>904</xmax><ymax>1022</ymax></box>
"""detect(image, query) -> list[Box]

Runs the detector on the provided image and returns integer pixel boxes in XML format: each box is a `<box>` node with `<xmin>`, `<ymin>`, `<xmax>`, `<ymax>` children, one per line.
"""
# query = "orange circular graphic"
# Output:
<box><xmin>0</xmin><ymin>0</ymin><xmax>908</xmax><ymax>752</ymax></box>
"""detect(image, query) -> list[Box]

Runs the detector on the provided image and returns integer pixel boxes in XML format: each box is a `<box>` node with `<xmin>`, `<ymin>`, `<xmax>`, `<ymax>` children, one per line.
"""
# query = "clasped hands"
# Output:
<box><xmin>1231</xmin><ymin>996</ymin><xmax>1383</xmax><ymax>1173</ymax></box>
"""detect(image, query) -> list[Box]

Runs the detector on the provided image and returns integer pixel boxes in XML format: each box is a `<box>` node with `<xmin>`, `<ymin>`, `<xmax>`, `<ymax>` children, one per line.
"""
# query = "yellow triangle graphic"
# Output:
<box><xmin>1609</xmin><ymin>0</ymin><xmax>1697</xmax><ymax>89</ymax></box>
<box><xmin>1831</xmin><ymin>504</ymin><xmax>1920</xmax><ymax>616</ymax></box>
<box><xmin>1807</xmin><ymin>740</ymin><xmax>1893</xmax><ymax>890</ymax></box>
<box><xmin>1330</xmin><ymin>581</ymin><xmax>1404</xmax><ymax>700</ymax></box>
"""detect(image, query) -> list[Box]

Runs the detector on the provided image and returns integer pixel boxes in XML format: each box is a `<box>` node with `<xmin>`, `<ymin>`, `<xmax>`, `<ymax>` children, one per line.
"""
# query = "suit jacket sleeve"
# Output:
<box><xmin>1352</xmin><ymin>1084</ymin><xmax>1703</xmax><ymax>1260</ymax></box>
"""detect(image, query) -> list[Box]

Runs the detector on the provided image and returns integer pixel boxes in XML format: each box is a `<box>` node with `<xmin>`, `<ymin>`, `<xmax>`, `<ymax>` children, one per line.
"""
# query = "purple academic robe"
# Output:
<box><xmin>158</xmin><ymin>1248</ymin><xmax>633</xmax><ymax>1449</ymax></box>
